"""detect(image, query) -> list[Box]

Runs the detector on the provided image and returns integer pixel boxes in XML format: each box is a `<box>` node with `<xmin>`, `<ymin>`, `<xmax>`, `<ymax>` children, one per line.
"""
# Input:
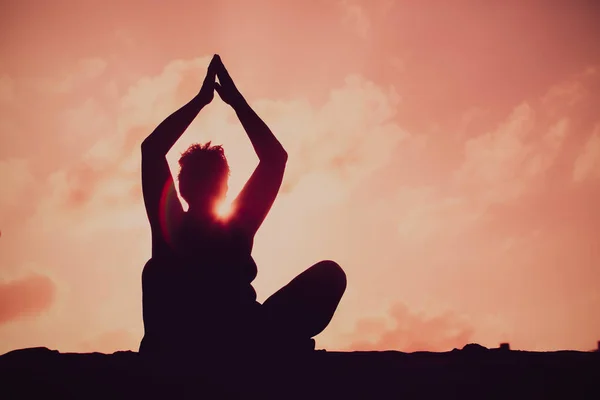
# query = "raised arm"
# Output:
<box><xmin>141</xmin><ymin>55</ymin><xmax>218</xmax><ymax>255</ymax></box>
<box><xmin>214</xmin><ymin>56</ymin><xmax>288</xmax><ymax>238</ymax></box>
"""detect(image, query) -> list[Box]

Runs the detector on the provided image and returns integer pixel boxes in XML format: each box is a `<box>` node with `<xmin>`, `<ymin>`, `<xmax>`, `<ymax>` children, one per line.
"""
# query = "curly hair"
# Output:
<box><xmin>177</xmin><ymin>142</ymin><xmax>230</xmax><ymax>202</ymax></box>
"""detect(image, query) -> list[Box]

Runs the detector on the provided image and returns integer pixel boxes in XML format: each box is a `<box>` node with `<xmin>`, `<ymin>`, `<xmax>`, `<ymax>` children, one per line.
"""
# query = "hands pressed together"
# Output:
<box><xmin>198</xmin><ymin>54</ymin><xmax>245</xmax><ymax>108</ymax></box>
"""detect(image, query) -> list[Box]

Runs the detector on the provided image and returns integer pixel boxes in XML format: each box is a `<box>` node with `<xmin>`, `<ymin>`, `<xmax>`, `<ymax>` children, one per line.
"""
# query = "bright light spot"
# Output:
<box><xmin>215</xmin><ymin>198</ymin><xmax>234</xmax><ymax>220</ymax></box>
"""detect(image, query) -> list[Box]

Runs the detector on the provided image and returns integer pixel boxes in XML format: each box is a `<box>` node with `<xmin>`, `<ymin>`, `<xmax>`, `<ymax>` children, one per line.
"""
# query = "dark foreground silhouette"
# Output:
<box><xmin>139</xmin><ymin>54</ymin><xmax>345</xmax><ymax>359</ymax></box>
<box><xmin>1</xmin><ymin>344</ymin><xmax>598</xmax><ymax>399</ymax></box>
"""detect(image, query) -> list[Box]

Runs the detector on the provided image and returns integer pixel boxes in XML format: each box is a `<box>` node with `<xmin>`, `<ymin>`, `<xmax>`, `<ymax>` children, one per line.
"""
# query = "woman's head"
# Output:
<box><xmin>178</xmin><ymin>142</ymin><xmax>230</xmax><ymax>211</ymax></box>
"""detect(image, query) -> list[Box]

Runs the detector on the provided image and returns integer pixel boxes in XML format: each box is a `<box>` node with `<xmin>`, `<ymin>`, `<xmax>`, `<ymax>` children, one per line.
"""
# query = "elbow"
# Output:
<box><xmin>279</xmin><ymin>149</ymin><xmax>288</xmax><ymax>163</ymax></box>
<box><xmin>273</xmin><ymin>149</ymin><xmax>288</xmax><ymax>165</ymax></box>
<box><xmin>274</xmin><ymin>143</ymin><xmax>288</xmax><ymax>163</ymax></box>
<box><xmin>260</xmin><ymin>147</ymin><xmax>288</xmax><ymax>165</ymax></box>
<box><xmin>141</xmin><ymin>138</ymin><xmax>164</xmax><ymax>156</ymax></box>
<box><xmin>141</xmin><ymin>138</ymin><xmax>152</xmax><ymax>153</ymax></box>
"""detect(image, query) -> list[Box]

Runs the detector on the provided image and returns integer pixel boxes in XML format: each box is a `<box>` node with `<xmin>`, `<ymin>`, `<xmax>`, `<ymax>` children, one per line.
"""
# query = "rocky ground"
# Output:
<box><xmin>1</xmin><ymin>343</ymin><xmax>598</xmax><ymax>399</ymax></box>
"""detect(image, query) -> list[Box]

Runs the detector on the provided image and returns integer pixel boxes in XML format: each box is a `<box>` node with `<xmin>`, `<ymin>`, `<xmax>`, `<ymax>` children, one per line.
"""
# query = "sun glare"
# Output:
<box><xmin>215</xmin><ymin>198</ymin><xmax>234</xmax><ymax>220</ymax></box>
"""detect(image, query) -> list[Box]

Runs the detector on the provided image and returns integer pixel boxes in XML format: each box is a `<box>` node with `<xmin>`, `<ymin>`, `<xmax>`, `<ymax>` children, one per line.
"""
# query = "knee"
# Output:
<box><xmin>314</xmin><ymin>260</ymin><xmax>347</xmax><ymax>293</ymax></box>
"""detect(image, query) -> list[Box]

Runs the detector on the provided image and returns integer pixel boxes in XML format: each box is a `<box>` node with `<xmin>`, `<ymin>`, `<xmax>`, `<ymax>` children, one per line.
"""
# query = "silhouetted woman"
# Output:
<box><xmin>139</xmin><ymin>55</ymin><xmax>346</xmax><ymax>360</ymax></box>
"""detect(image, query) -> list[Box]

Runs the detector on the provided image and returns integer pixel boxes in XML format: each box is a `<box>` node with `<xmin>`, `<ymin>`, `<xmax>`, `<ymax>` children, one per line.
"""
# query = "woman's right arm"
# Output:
<box><xmin>141</xmin><ymin>148</ymin><xmax>183</xmax><ymax>256</ymax></box>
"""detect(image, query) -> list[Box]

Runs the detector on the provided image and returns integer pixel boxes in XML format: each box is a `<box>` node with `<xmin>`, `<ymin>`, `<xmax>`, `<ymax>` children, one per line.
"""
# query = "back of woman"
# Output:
<box><xmin>140</xmin><ymin>217</ymin><xmax>259</xmax><ymax>356</ymax></box>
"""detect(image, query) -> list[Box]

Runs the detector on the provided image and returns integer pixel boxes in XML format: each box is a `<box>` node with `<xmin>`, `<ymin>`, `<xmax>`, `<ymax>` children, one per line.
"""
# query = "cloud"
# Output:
<box><xmin>253</xmin><ymin>74</ymin><xmax>406</xmax><ymax>206</ymax></box>
<box><xmin>32</xmin><ymin>57</ymin><xmax>215</xmax><ymax>214</ymax></box>
<box><xmin>79</xmin><ymin>329</ymin><xmax>139</xmax><ymax>353</ymax></box>
<box><xmin>38</xmin><ymin>57</ymin><xmax>407</xmax><ymax>221</ymax></box>
<box><xmin>339</xmin><ymin>0</ymin><xmax>371</xmax><ymax>38</ymax></box>
<box><xmin>118</xmin><ymin>57</ymin><xmax>213</xmax><ymax>136</ymax></box>
<box><xmin>541</xmin><ymin>66</ymin><xmax>597</xmax><ymax>117</ymax></box>
<box><xmin>0</xmin><ymin>158</ymin><xmax>35</xmax><ymax>219</ymax></box>
<box><xmin>391</xmin><ymin>188</ymin><xmax>482</xmax><ymax>243</ymax></box>
<box><xmin>0</xmin><ymin>274</ymin><xmax>56</xmax><ymax>325</ymax></box>
<box><xmin>63</xmin><ymin>98</ymin><xmax>113</xmax><ymax>144</ymax></box>
<box><xmin>79</xmin><ymin>58</ymin><xmax>108</xmax><ymax>80</ymax></box>
<box><xmin>343</xmin><ymin>303</ymin><xmax>475</xmax><ymax>352</ymax></box>
<box><xmin>573</xmin><ymin>124</ymin><xmax>600</xmax><ymax>182</ymax></box>
<box><xmin>30</xmin><ymin>166</ymin><xmax>147</xmax><ymax>239</ymax></box>
<box><xmin>337</xmin><ymin>0</ymin><xmax>394</xmax><ymax>39</ymax></box>
<box><xmin>54</xmin><ymin>58</ymin><xmax>107</xmax><ymax>94</ymax></box>
<box><xmin>453</xmin><ymin>104</ymin><xmax>568</xmax><ymax>205</ymax></box>
<box><xmin>31</xmin><ymin>57</ymin><xmax>108</xmax><ymax>94</ymax></box>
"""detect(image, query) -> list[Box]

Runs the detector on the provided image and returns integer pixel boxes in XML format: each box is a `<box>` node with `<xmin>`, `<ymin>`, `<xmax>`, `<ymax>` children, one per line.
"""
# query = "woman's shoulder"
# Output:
<box><xmin>142</xmin><ymin>255</ymin><xmax>173</xmax><ymax>282</ymax></box>
<box><xmin>142</xmin><ymin>257</ymin><xmax>161</xmax><ymax>275</ymax></box>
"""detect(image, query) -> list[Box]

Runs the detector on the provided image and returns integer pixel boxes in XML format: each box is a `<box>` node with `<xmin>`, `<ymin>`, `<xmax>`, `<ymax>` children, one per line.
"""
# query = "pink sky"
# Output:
<box><xmin>1</xmin><ymin>0</ymin><xmax>599</xmax><ymax>354</ymax></box>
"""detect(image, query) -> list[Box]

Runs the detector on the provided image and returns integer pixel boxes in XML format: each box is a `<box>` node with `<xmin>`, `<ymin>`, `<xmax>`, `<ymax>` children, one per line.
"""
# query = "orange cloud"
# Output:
<box><xmin>454</xmin><ymin>104</ymin><xmax>568</xmax><ymax>205</ymax></box>
<box><xmin>2</xmin><ymin>0</ymin><xmax>600</xmax><ymax>354</ymax></box>
<box><xmin>31</xmin><ymin>57</ymin><xmax>108</xmax><ymax>95</ymax></box>
<box><xmin>0</xmin><ymin>274</ymin><xmax>56</xmax><ymax>325</ymax></box>
<box><xmin>343</xmin><ymin>303</ymin><xmax>475</xmax><ymax>352</ymax></box>
<box><xmin>541</xmin><ymin>67</ymin><xmax>597</xmax><ymax>117</ymax></box>
<box><xmin>0</xmin><ymin>158</ymin><xmax>35</xmax><ymax>214</ymax></box>
<box><xmin>573</xmin><ymin>124</ymin><xmax>600</xmax><ymax>182</ymax></box>
<box><xmin>339</xmin><ymin>0</ymin><xmax>371</xmax><ymax>38</ymax></box>
<box><xmin>79</xmin><ymin>329</ymin><xmax>138</xmax><ymax>354</ymax></box>
<box><xmin>31</xmin><ymin>58</ymin><xmax>408</xmax><ymax>233</ymax></box>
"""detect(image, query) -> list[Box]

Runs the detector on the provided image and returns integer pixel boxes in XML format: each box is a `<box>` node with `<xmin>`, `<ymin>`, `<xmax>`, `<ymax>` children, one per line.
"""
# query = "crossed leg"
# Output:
<box><xmin>260</xmin><ymin>260</ymin><xmax>347</xmax><ymax>348</ymax></box>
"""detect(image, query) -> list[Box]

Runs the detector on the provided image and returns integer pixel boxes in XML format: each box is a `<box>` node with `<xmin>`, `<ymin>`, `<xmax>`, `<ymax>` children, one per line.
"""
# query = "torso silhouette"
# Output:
<box><xmin>140</xmin><ymin>213</ymin><xmax>260</xmax><ymax>355</ymax></box>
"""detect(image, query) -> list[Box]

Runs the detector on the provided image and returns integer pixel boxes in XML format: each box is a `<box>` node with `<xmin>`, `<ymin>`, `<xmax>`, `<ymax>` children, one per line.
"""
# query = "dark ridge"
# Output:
<box><xmin>1</xmin><ymin>344</ymin><xmax>598</xmax><ymax>399</ymax></box>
